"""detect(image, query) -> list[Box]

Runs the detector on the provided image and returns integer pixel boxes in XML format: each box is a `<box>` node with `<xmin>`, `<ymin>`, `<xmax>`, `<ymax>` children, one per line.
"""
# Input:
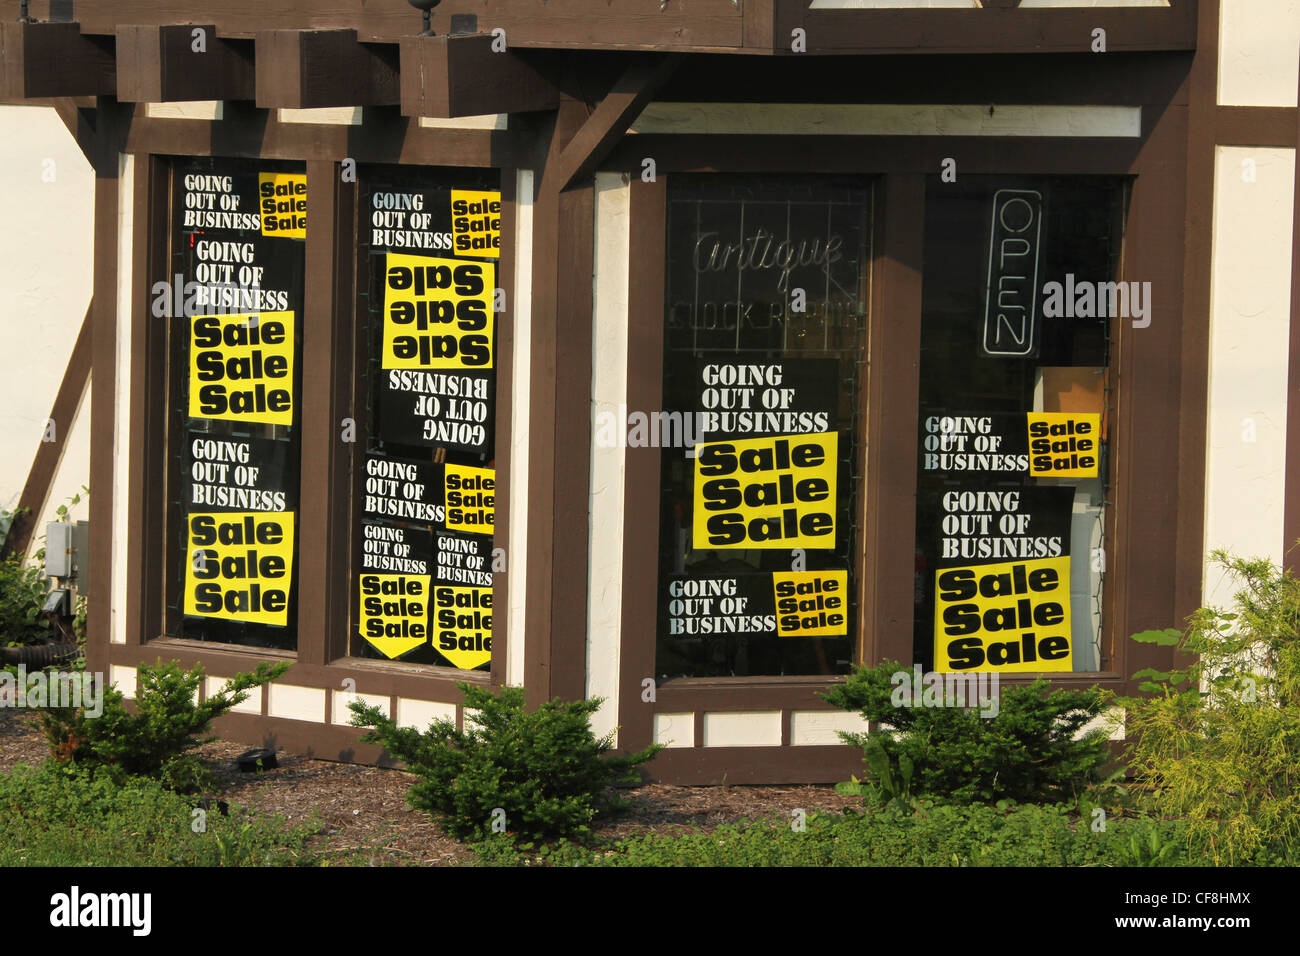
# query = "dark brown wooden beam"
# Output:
<box><xmin>552</xmin><ymin>54</ymin><xmax>680</xmax><ymax>192</ymax></box>
<box><xmin>399</xmin><ymin>34</ymin><xmax>558</xmax><ymax>118</ymax></box>
<box><xmin>780</xmin><ymin>0</ymin><xmax>1198</xmax><ymax>54</ymax></box>
<box><xmin>1</xmin><ymin>302</ymin><xmax>92</xmax><ymax>559</ymax></box>
<box><xmin>617</xmin><ymin>176</ymin><xmax>668</xmax><ymax>754</ymax></box>
<box><xmin>0</xmin><ymin>21</ymin><xmax>115</xmax><ymax>99</ymax></box>
<box><xmin>1284</xmin><ymin>42</ymin><xmax>1300</xmax><ymax>574</ymax></box>
<box><xmin>0</xmin><ymin>1</ymin><xmax>745</xmax><ymax>53</ymax></box>
<box><xmin>524</xmin><ymin>99</ymin><xmax>596</xmax><ymax>708</ymax></box>
<box><xmin>84</xmin><ymin>99</ymin><xmax>129</xmax><ymax>679</ymax></box>
<box><xmin>116</xmin><ymin>24</ymin><xmax>254</xmax><ymax>102</ymax></box>
<box><xmin>255</xmin><ymin>29</ymin><xmax>398</xmax><ymax>109</ymax></box>
<box><xmin>297</xmin><ymin>159</ymin><xmax>354</xmax><ymax>666</ymax></box>
<box><xmin>1216</xmin><ymin>106</ymin><xmax>1298</xmax><ymax>148</ymax></box>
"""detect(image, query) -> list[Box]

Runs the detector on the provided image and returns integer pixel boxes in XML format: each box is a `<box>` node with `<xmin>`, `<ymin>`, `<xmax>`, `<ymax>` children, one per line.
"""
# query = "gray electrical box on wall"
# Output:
<box><xmin>72</xmin><ymin>520</ymin><xmax>90</xmax><ymax>596</ymax></box>
<box><xmin>44</xmin><ymin>522</ymin><xmax>73</xmax><ymax>578</ymax></box>
<box><xmin>41</xmin><ymin>521</ymin><xmax>88</xmax><ymax>595</ymax></box>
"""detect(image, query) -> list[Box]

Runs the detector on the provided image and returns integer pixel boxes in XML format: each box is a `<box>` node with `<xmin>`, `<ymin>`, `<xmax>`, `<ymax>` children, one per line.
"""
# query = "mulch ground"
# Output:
<box><xmin>0</xmin><ymin>707</ymin><xmax>851</xmax><ymax>866</ymax></box>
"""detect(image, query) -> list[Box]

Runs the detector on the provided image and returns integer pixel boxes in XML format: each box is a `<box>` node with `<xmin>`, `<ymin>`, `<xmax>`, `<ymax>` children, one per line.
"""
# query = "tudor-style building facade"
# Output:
<box><xmin>2</xmin><ymin>0</ymin><xmax>1297</xmax><ymax>783</ymax></box>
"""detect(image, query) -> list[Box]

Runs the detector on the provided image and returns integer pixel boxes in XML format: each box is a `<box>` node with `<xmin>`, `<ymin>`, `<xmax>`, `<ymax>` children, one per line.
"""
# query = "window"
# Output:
<box><xmin>655</xmin><ymin>176</ymin><xmax>871</xmax><ymax>678</ymax></box>
<box><xmin>164</xmin><ymin>157</ymin><xmax>306</xmax><ymax>650</ymax></box>
<box><xmin>916</xmin><ymin>175</ymin><xmax>1125</xmax><ymax>675</ymax></box>
<box><xmin>351</xmin><ymin>165</ymin><xmax>502</xmax><ymax>670</ymax></box>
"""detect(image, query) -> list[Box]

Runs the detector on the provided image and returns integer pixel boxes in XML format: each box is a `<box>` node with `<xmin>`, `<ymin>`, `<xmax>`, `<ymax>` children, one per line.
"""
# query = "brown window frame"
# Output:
<box><xmin>611</xmin><ymin>119</ymin><xmax>1194</xmax><ymax>782</ymax></box>
<box><xmin>109</xmin><ymin>107</ymin><xmax>523</xmax><ymax>747</ymax></box>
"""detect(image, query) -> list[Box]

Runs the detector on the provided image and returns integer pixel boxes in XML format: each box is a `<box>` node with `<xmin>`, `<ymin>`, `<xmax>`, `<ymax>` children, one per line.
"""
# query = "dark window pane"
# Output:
<box><xmin>656</xmin><ymin>175</ymin><xmax>870</xmax><ymax>679</ymax></box>
<box><xmin>916</xmin><ymin>176</ymin><xmax>1125</xmax><ymax>675</ymax></box>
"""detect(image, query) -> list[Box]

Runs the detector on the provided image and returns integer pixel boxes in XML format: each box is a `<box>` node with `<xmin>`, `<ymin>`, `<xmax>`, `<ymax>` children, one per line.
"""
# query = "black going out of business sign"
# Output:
<box><xmin>184</xmin><ymin>433</ymin><xmax>296</xmax><ymax>514</ymax></box>
<box><xmin>685</xmin><ymin>357</ymin><xmax>839</xmax><ymax>443</ymax></box>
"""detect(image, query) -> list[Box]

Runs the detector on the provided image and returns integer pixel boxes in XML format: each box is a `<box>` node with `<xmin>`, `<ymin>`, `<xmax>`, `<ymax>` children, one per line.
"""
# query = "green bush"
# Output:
<box><xmin>36</xmin><ymin>657</ymin><xmax>288</xmax><ymax>793</ymax></box>
<box><xmin>822</xmin><ymin>660</ymin><xmax>1112</xmax><ymax>805</ymax></box>
<box><xmin>350</xmin><ymin>681</ymin><xmax>662</xmax><ymax>843</ymax></box>
<box><xmin>473</xmin><ymin>803</ymin><xmax>1201</xmax><ymax>868</ymax></box>
<box><xmin>0</xmin><ymin>761</ymin><xmax>318</xmax><ymax>866</ymax></box>
<box><xmin>1122</xmin><ymin>551</ymin><xmax>1300</xmax><ymax>865</ymax></box>
<box><xmin>0</xmin><ymin>554</ymin><xmax>52</xmax><ymax>645</ymax></box>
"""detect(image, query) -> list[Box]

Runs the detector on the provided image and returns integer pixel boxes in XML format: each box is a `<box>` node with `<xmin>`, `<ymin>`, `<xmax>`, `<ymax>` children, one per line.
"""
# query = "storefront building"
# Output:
<box><xmin>2</xmin><ymin>0</ymin><xmax>1297</xmax><ymax>783</ymax></box>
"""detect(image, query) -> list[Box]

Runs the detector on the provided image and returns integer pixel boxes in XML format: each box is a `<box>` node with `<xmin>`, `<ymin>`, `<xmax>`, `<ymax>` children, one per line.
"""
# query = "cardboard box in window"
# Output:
<box><xmin>1037</xmin><ymin>366</ymin><xmax>1107</xmax><ymax>441</ymax></box>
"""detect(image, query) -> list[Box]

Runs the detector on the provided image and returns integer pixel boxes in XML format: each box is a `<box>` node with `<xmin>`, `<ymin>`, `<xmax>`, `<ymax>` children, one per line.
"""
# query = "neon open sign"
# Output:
<box><xmin>982</xmin><ymin>189</ymin><xmax>1043</xmax><ymax>357</ymax></box>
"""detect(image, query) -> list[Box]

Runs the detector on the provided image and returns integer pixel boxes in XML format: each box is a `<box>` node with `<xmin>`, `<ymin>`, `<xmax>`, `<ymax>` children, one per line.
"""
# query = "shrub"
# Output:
<box><xmin>0</xmin><ymin>554</ymin><xmax>52</xmax><ymax>645</ymax></box>
<box><xmin>822</xmin><ymin>660</ymin><xmax>1112</xmax><ymax>805</ymax></box>
<box><xmin>0</xmin><ymin>761</ymin><xmax>318</xmax><ymax>866</ymax></box>
<box><xmin>1122</xmin><ymin>551</ymin><xmax>1300</xmax><ymax>865</ymax></box>
<box><xmin>473</xmin><ymin>803</ymin><xmax>1200</xmax><ymax>868</ymax></box>
<box><xmin>350</xmin><ymin>681</ymin><xmax>662</xmax><ymax>843</ymax></box>
<box><xmin>36</xmin><ymin>657</ymin><xmax>288</xmax><ymax>793</ymax></box>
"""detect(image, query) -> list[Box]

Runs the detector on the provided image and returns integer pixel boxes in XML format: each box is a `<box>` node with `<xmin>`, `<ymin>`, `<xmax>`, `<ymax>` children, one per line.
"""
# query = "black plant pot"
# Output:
<box><xmin>236</xmin><ymin>748</ymin><xmax>278</xmax><ymax>773</ymax></box>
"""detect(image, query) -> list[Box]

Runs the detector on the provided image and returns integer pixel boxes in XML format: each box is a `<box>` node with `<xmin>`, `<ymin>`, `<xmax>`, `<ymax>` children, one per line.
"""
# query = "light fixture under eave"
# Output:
<box><xmin>407</xmin><ymin>0</ymin><xmax>443</xmax><ymax>37</ymax></box>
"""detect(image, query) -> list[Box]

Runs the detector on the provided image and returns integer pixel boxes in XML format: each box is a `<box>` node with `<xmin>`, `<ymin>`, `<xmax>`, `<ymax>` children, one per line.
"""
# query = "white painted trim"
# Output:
<box><xmin>506</xmin><ymin>169</ymin><xmax>534</xmax><ymax>689</ymax></box>
<box><xmin>587</xmin><ymin>172</ymin><xmax>631</xmax><ymax>746</ymax></box>
<box><xmin>702</xmin><ymin>711</ymin><xmax>783</xmax><ymax>747</ymax></box>
<box><xmin>145</xmin><ymin>102</ymin><xmax>224</xmax><ymax>120</ymax></box>
<box><xmin>653</xmin><ymin>712</ymin><xmax>696</xmax><ymax>748</ymax></box>
<box><xmin>205</xmin><ymin>677</ymin><xmax>261</xmax><ymax>714</ymax></box>
<box><xmin>109</xmin><ymin>664</ymin><xmax>137</xmax><ymax>699</ymax></box>
<box><xmin>419</xmin><ymin>114</ymin><xmax>509</xmax><ymax>131</ymax></box>
<box><xmin>810</xmin><ymin>0</ymin><xmax>978</xmax><ymax>8</ymax></box>
<box><xmin>332</xmin><ymin>690</ymin><xmax>391</xmax><ymax>725</ymax></box>
<box><xmin>629</xmin><ymin>104</ymin><xmax>1141</xmax><ymax>138</ymax></box>
<box><xmin>266</xmin><ymin>683</ymin><xmax>326</xmax><ymax>722</ymax></box>
<box><xmin>1075</xmin><ymin>706</ymin><xmax>1125</xmax><ymax>742</ymax></box>
<box><xmin>111</xmin><ymin>153</ymin><xmax>134</xmax><ymax>646</ymax></box>
<box><xmin>395</xmin><ymin>697</ymin><xmax>457</xmax><ymax>729</ymax></box>
<box><xmin>1019</xmin><ymin>0</ymin><xmax>1167</xmax><ymax>7</ymax></box>
<box><xmin>790</xmin><ymin>710</ymin><xmax>869</xmax><ymax>745</ymax></box>
<box><xmin>277</xmin><ymin>107</ymin><xmax>363</xmax><ymax>126</ymax></box>
<box><xmin>464</xmin><ymin>707</ymin><xmax>484</xmax><ymax>734</ymax></box>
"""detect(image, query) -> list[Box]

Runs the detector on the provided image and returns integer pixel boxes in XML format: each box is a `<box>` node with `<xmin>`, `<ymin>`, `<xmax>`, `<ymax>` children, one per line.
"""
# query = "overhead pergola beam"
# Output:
<box><xmin>399</xmin><ymin>34</ymin><xmax>559</xmax><ymax>118</ymax></box>
<box><xmin>255</xmin><ymin>29</ymin><xmax>398</xmax><ymax>109</ymax></box>
<box><xmin>550</xmin><ymin>54</ymin><xmax>680</xmax><ymax>192</ymax></box>
<box><xmin>116</xmin><ymin>24</ymin><xmax>254</xmax><ymax>102</ymax></box>
<box><xmin>0</xmin><ymin>21</ymin><xmax>115</xmax><ymax>99</ymax></box>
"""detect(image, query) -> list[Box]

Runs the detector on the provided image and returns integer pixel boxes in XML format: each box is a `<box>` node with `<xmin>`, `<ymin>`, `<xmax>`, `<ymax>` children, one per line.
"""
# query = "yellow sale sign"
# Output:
<box><xmin>450</xmin><ymin>189</ymin><xmax>501</xmax><ymax>258</ymax></box>
<box><xmin>258</xmin><ymin>172</ymin><xmax>307</xmax><ymax>238</ymax></box>
<box><xmin>444</xmin><ymin>464</ymin><xmax>494</xmax><ymax>535</ymax></box>
<box><xmin>382</xmin><ymin>253</ymin><xmax>494</xmax><ymax>370</ymax></box>
<box><xmin>431</xmin><ymin>585</ymin><xmax>492</xmax><ymax>670</ymax></box>
<box><xmin>693</xmin><ymin>432</ymin><xmax>838</xmax><ymax>550</ymax></box>
<box><xmin>773</xmin><ymin>570</ymin><xmax>848</xmax><ymax>636</ymax></box>
<box><xmin>933</xmin><ymin>556</ymin><xmax>1072</xmax><ymax>673</ymax></box>
<box><xmin>188</xmin><ymin>312</ymin><xmax>295</xmax><ymax>427</ymax></box>
<box><xmin>1027</xmin><ymin>412</ymin><xmax>1100</xmax><ymax>478</ymax></box>
<box><xmin>184</xmin><ymin>512</ymin><xmax>295</xmax><ymax>626</ymax></box>
<box><xmin>358</xmin><ymin>573</ymin><xmax>430</xmax><ymax>660</ymax></box>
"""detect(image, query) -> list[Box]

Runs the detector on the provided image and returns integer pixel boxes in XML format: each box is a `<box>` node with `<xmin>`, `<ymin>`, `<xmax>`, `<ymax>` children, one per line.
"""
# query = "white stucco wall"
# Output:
<box><xmin>587</xmin><ymin>172</ymin><xmax>632</xmax><ymax>744</ymax></box>
<box><xmin>1203</xmin><ymin>146</ymin><xmax>1295</xmax><ymax>607</ymax></box>
<box><xmin>1219</xmin><ymin>0</ymin><xmax>1300</xmax><ymax>107</ymax></box>
<box><xmin>507</xmin><ymin>169</ymin><xmax>534</xmax><ymax>688</ymax></box>
<box><xmin>0</xmin><ymin>104</ymin><xmax>94</xmax><ymax>561</ymax></box>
